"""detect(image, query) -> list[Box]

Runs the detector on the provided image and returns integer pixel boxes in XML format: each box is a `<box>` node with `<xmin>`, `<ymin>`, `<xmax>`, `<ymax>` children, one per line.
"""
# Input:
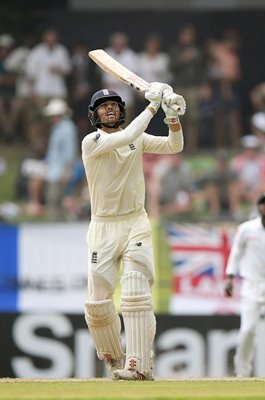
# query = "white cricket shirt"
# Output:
<box><xmin>226</xmin><ymin>217</ymin><xmax>265</xmax><ymax>280</ymax></box>
<box><xmin>82</xmin><ymin>109</ymin><xmax>183</xmax><ymax>217</ymax></box>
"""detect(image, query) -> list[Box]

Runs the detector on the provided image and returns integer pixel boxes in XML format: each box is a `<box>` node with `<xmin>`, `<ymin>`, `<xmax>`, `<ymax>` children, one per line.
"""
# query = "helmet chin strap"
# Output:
<box><xmin>100</xmin><ymin>120</ymin><xmax>123</xmax><ymax>128</ymax></box>
<box><xmin>96</xmin><ymin>111</ymin><xmax>124</xmax><ymax>129</ymax></box>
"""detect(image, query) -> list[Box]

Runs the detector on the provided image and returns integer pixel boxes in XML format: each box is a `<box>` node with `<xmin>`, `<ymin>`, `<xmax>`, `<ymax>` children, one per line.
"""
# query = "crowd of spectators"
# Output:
<box><xmin>1</xmin><ymin>25</ymin><xmax>265</xmax><ymax>223</ymax></box>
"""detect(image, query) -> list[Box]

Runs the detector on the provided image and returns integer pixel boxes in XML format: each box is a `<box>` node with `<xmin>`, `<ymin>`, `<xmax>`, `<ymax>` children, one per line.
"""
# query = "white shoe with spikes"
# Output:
<box><xmin>113</xmin><ymin>368</ymin><xmax>154</xmax><ymax>381</ymax></box>
<box><xmin>104</xmin><ymin>354</ymin><xmax>124</xmax><ymax>380</ymax></box>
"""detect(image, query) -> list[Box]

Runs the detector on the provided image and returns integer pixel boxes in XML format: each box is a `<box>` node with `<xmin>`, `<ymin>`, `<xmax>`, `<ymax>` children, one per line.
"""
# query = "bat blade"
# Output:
<box><xmin>88</xmin><ymin>49</ymin><xmax>150</xmax><ymax>92</ymax></box>
<box><xmin>88</xmin><ymin>48</ymin><xmax>181</xmax><ymax>112</ymax></box>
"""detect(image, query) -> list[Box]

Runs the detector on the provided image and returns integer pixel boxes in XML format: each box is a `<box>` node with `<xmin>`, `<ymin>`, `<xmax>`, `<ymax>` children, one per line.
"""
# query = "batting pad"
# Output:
<box><xmin>84</xmin><ymin>299</ymin><xmax>124</xmax><ymax>361</ymax></box>
<box><xmin>121</xmin><ymin>271</ymin><xmax>156</xmax><ymax>375</ymax></box>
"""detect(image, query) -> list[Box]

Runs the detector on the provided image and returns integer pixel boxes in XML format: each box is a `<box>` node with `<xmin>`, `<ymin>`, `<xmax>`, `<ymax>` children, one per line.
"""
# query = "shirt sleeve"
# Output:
<box><xmin>142</xmin><ymin>128</ymin><xmax>184</xmax><ymax>154</ymax></box>
<box><xmin>82</xmin><ymin>108</ymin><xmax>153</xmax><ymax>160</ymax></box>
<box><xmin>225</xmin><ymin>224</ymin><xmax>247</xmax><ymax>276</ymax></box>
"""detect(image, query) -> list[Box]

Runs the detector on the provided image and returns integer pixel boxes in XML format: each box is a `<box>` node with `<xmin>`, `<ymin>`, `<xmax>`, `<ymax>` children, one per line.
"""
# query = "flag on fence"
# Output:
<box><xmin>166</xmin><ymin>222</ymin><xmax>241</xmax><ymax>315</ymax></box>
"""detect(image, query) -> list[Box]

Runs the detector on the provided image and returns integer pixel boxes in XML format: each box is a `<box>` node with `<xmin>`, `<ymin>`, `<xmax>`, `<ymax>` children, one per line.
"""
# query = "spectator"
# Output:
<box><xmin>138</xmin><ymin>33</ymin><xmax>172</xmax><ymax>134</ymax></box>
<box><xmin>100</xmin><ymin>32</ymin><xmax>139</xmax><ymax>124</ymax></box>
<box><xmin>201</xmin><ymin>149</ymin><xmax>241</xmax><ymax>220</ymax></box>
<box><xmin>205</xmin><ymin>29</ymin><xmax>243</xmax><ymax>148</ymax></box>
<box><xmin>138</xmin><ymin>33</ymin><xmax>172</xmax><ymax>85</ymax></box>
<box><xmin>4</xmin><ymin>33</ymin><xmax>36</xmax><ymax>142</ymax></box>
<box><xmin>168</xmin><ymin>24</ymin><xmax>205</xmax><ymax>152</ymax></box>
<box><xmin>25</xmin><ymin>99</ymin><xmax>78</xmax><ymax>220</ymax></box>
<box><xmin>231</xmin><ymin>135</ymin><xmax>265</xmax><ymax>206</ymax></box>
<box><xmin>26</xmin><ymin>28</ymin><xmax>72</xmax><ymax>101</ymax></box>
<box><xmin>68</xmin><ymin>42</ymin><xmax>95</xmax><ymax>134</ymax></box>
<box><xmin>43</xmin><ymin>98</ymin><xmax>78</xmax><ymax>221</ymax></box>
<box><xmin>148</xmin><ymin>153</ymin><xmax>195</xmax><ymax>220</ymax></box>
<box><xmin>25</xmin><ymin>28</ymin><xmax>72</xmax><ymax>153</ymax></box>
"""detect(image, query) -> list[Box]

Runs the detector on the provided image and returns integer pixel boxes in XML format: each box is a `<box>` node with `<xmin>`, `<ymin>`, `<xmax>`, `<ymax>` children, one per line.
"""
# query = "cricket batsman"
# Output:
<box><xmin>81</xmin><ymin>82</ymin><xmax>186</xmax><ymax>380</ymax></box>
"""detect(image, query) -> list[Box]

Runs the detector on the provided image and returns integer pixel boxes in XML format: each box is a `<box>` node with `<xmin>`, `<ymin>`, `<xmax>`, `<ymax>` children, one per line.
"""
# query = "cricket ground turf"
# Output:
<box><xmin>0</xmin><ymin>378</ymin><xmax>265</xmax><ymax>400</ymax></box>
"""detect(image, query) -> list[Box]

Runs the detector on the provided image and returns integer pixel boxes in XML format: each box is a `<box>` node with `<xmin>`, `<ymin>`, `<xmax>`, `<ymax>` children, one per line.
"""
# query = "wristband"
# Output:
<box><xmin>146</xmin><ymin>105</ymin><xmax>157</xmax><ymax>115</ymax></box>
<box><xmin>163</xmin><ymin>115</ymin><xmax>180</xmax><ymax>125</ymax></box>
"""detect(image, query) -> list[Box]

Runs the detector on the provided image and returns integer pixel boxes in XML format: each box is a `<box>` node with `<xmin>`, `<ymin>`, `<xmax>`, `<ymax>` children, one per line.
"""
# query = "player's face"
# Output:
<box><xmin>97</xmin><ymin>101</ymin><xmax>121</xmax><ymax>127</ymax></box>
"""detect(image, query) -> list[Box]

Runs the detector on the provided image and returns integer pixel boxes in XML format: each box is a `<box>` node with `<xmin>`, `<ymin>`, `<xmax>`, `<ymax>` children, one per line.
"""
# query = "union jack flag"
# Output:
<box><xmin>166</xmin><ymin>223</ymin><xmax>241</xmax><ymax>315</ymax></box>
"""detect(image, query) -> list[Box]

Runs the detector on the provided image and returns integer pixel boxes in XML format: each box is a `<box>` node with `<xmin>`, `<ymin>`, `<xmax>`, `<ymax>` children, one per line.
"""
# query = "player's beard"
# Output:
<box><xmin>100</xmin><ymin>111</ymin><xmax>122</xmax><ymax>128</ymax></box>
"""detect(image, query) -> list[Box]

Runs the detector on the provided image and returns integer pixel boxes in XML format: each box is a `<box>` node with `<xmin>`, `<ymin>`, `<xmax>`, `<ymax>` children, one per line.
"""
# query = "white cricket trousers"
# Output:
<box><xmin>235</xmin><ymin>279</ymin><xmax>265</xmax><ymax>377</ymax></box>
<box><xmin>86</xmin><ymin>209</ymin><xmax>155</xmax><ymax>300</ymax></box>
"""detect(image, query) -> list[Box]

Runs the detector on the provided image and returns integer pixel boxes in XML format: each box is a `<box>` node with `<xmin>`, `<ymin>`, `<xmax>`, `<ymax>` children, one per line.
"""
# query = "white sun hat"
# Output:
<box><xmin>42</xmin><ymin>99</ymin><xmax>72</xmax><ymax>117</ymax></box>
<box><xmin>240</xmin><ymin>135</ymin><xmax>260</xmax><ymax>149</ymax></box>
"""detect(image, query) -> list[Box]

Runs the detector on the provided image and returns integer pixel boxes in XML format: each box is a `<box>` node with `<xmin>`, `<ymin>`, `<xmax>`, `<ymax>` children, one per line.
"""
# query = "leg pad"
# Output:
<box><xmin>84</xmin><ymin>299</ymin><xmax>124</xmax><ymax>362</ymax></box>
<box><xmin>121</xmin><ymin>271</ymin><xmax>156</xmax><ymax>376</ymax></box>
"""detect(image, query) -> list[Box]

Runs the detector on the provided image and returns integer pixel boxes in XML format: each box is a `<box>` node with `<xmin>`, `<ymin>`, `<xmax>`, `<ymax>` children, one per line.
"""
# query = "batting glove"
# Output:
<box><xmin>162</xmin><ymin>100</ymin><xmax>180</xmax><ymax>125</ymax></box>
<box><xmin>165</xmin><ymin>92</ymin><xmax>186</xmax><ymax>116</ymax></box>
<box><xmin>162</xmin><ymin>92</ymin><xmax>186</xmax><ymax>125</ymax></box>
<box><xmin>145</xmin><ymin>82</ymin><xmax>172</xmax><ymax>113</ymax></box>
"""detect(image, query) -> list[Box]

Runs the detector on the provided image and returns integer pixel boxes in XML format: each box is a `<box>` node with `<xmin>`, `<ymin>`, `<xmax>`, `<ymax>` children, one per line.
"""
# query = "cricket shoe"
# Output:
<box><xmin>104</xmin><ymin>353</ymin><xmax>124</xmax><ymax>380</ymax></box>
<box><xmin>113</xmin><ymin>356</ymin><xmax>154</xmax><ymax>381</ymax></box>
<box><xmin>113</xmin><ymin>368</ymin><xmax>154</xmax><ymax>381</ymax></box>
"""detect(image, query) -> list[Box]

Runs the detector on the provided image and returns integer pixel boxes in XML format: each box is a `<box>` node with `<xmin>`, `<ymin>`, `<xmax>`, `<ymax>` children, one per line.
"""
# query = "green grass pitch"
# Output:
<box><xmin>0</xmin><ymin>378</ymin><xmax>265</xmax><ymax>400</ymax></box>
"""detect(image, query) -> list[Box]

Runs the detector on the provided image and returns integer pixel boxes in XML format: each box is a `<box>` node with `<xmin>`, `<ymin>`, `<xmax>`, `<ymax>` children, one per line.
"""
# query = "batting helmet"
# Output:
<box><xmin>88</xmin><ymin>89</ymin><xmax>126</xmax><ymax>128</ymax></box>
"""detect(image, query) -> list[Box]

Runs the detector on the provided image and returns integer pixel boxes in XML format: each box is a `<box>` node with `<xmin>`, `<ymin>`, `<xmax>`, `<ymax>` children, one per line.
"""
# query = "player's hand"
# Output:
<box><xmin>162</xmin><ymin>97</ymin><xmax>181</xmax><ymax>125</ymax></box>
<box><xmin>162</xmin><ymin>88</ymin><xmax>176</xmax><ymax>104</ymax></box>
<box><xmin>224</xmin><ymin>277</ymin><xmax>233</xmax><ymax>297</ymax></box>
<box><xmin>145</xmin><ymin>82</ymin><xmax>172</xmax><ymax>113</ymax></box>
<box><xmin>163</xmin><ymin>91</ymin><xmax>186</xmax><ymax>116</ymax></box>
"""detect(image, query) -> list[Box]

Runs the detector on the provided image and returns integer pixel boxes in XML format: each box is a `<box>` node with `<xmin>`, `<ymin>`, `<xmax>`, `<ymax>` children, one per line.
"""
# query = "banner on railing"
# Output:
<box><xmin>0</xmin><ymin>223</ymin><xmax>88</xmax><ymax>313</ymax></box>
<box><xmin>1</xmin><ymin>313</ymin><xmax>265</xmax><ymax>378</ymax></box>
<box><xmin>0</xmin><ymin>221</ymin><xmax>240</xmax><ymax>315</ymax></box>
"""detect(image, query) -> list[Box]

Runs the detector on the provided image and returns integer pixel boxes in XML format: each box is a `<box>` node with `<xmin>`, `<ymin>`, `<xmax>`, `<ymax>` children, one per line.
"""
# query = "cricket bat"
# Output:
<box><xmin>88</xmin><ymin>49</ymin><xmax>151</xmax><ymax>93</ymax></box>
<box><xmin>88</xmin><ymin>49</ymin><xmax>180</xmax><ymax>112</ymax></box>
